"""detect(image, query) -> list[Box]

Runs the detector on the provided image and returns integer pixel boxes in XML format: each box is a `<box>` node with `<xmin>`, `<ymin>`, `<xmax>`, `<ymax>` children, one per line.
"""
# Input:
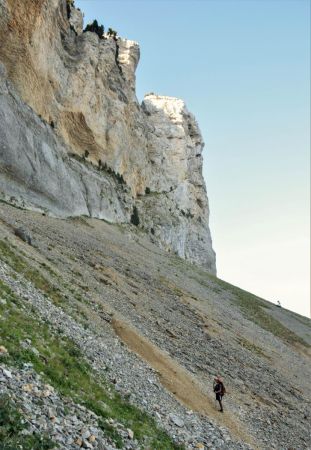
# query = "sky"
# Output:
<box><xmin>76</xmin><ymin>0</ymin><xmax>310</xmax><ymax>317</ymax></box>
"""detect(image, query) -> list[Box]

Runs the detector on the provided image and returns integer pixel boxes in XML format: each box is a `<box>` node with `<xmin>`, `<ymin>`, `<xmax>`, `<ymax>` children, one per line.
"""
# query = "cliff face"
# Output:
<box><xmin>0</xmin><ymin>0</ymin><xmax>216</xmax><ymax>273</ymax></box>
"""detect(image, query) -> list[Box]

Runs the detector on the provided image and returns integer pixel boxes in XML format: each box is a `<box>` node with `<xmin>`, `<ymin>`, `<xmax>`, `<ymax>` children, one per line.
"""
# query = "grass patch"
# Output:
<box><xmin>229</xmin><ymin>285</ymin><xmax>309</xmax><ymax>347</ymax></box>
<box><xmin>179</xmin><ymin>262</ymin><xmax>309</xmax><ymax>348</ymax></box>
<box><xmin>0</xmin><ymin>240</ymin><xmax>64</xmax><ymax>307</ymax></box>
<box><xmin>0</xmin><ymin>280</ymin><xmax>184</xmax><ymax>450</ymax></box>
<box><xmin>158</xmin><ymin>275</ymin><xmax>185</xmax><ymax>298</ymax></box>
<box><xmin>208</xmin><ymin>275</ymin><xmax>309</xmax><ymax>347</ymax></box>
<box><xmin>0</xmin><ymin>394</ymin><xmax>56</xmax><ymax>450</ymax></box>
<box><xmin>237</xmin><ymin>336</ymin><xmax>268</xmax><ymax>358</ymax></box>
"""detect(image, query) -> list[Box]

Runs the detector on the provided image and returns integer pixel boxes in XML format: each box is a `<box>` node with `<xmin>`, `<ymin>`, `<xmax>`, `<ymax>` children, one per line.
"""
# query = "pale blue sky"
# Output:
<box><xmin>76</xmin><ymin>0</ymin><xmax>310</xmax><ymax>317</ymax></box>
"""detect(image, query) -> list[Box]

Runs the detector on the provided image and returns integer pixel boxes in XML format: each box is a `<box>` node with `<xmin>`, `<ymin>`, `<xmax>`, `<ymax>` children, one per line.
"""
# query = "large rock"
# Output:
<box><xmin>139</xmin><ymin>95</ymin><xmax>215</xmax><ymax>271</ymax></box>
<box><xmin>0</xmin><ymin>0</ymin><xmax>216</xmax><ymax>273</ymax></box>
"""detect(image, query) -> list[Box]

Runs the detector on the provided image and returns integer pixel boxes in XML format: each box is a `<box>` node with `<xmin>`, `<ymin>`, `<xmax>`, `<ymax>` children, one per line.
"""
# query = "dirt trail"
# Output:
<box><xmin>112</xmin><ymin>318</ymin><xmax>259</xmax><ymax>449</ymax></box>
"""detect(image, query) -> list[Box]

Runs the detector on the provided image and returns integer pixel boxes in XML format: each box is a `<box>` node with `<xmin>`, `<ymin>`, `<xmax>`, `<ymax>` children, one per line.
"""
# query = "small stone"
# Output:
<box><xmin>14</xmin><ymin>227</ymin><xmax>32</xmax><ymax>245</ymax></box>
<box><xmin>75</xmin><ymin>438</ymin><xmax>83</xmax><ymax>447</ymax></box>
<box><xmin>88</xmin><ymin>435</ymin><xmax>96</xmax><ymax>443</ymax></box>
<box><xmin>31</xmin><ymin>346</ymin><xmax>40</xmax><ymax>356</ymax></box>
<box><xmin>82</xmin><ymin>430</ymin><xmax>91</xmax><ymax>440</ymax></box>
<box><xmin>22</xmin><ymin>383</ymin><xmax>34</xmax><ymax>392</ymax></box>
<box><xmin>127</xmin><ymin>428</ymin><xmax>134</xmax><ymax>439</ymax></box>
<box><xmin>3</xmin><ymin>369</ymin><xmax>12</xmax><ymax>378</ymax></box>
<box><xmin>0</xmin><ymin>345</ymin><xmax>8</xmax><ymax>355</ymax></box>
<box><xmin>41</xmin><ymin>389</ymin><xmax>52</xmax><ymax>398</ymax></box>
<box><xmin>169</xmin><ymin>414</ymin><xmax>184</xmax><ymax>427</ymax></box>
<box><xmin>196</xmin><ymin>444</ymin><xmax>205</xmax><ymax>449</ymax></box>
<box><xmin>44</xmin><ymin>384</ymin><xmax>54</xmax><ymax>392</ymax></box>
<box><xmin>47</xmin><ymin>407</ymin><xmax>56</xmax><ymax>419</ymax></box>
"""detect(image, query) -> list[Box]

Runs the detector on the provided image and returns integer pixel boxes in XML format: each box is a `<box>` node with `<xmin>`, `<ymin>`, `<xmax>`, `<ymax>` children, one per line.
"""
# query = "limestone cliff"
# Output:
<box><xmin>0</xmin><ymin>0</ymin><xmax>216</xmax><ymax>273</ymax></box>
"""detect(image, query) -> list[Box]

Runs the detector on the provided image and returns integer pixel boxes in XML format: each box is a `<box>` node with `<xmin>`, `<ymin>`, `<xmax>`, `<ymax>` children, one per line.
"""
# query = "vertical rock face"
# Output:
<box><xmin>139</xmin><ymin>95</ymin><xmax>215</xmax><ymax>272</ymax></box>
<box><xmin>0</xmin><ymin>0</ymin><xmax>216</xmax><ymax>273</ymax></box>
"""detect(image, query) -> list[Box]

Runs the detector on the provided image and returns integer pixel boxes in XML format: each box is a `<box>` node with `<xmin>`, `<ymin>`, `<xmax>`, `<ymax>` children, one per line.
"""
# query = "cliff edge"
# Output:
<box><xmin>0</xmin><ymin>0</ymin><xmax>216</xmax><ymax>273</ymax></box>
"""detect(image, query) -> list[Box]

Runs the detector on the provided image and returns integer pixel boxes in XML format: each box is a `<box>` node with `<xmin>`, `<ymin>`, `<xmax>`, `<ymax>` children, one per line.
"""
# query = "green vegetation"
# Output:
<box><xmin>0</xmin><ymin>394</ymin><xmax>56</xmax><ymax>450</ymax></box>
<box><xmin>189</xmin><ymin>263</ymin><xmax>309</xmax><ymax>347</ymax></box>
<box><xmin>130</xmin><ymin>206</ymin><xmax>140</xmax><ymax>226</ymax></box>
<box><xmin>237</xmin><ymin>336</ymin><xmax>268</xmax><ymax>358</ymax></box>
<box><xmin>168</xmin><ymin>258</ymin><xmax>309</xmax><ymax>348</ymax></box>
<box><xmin>229</xmin><ymin>284</ymin><xmax>309</xmax><ymax>347</ymax></box>
<box><xmin>84</xmin><ymin>20</ymin><xmax>104</xmax><ymax>39</ymax></box>
<box><xmin>66</xmin><ymin>0</ymin><xmax>75</xmax><ymax>21</ymax></box>
<box><xmin>0</xmin><ymin>280</ymin><xmax>184</xmax><ymax>449</ymax></box>
<box><xmin>98</xmin><ymin>160</ymin><xmax>126</xmax><ymax>185</ymax></box>
<box><xmin>0</xmin><ymin>240</ymin><xmax>64</xmax><ymax>307</ymax></box>
<box><xmin>69</xmin><ymin>154</ymin><xmax>127</xmax><ymax>187</ymax></box>
<box><xmin>107</xmin><ymin>28</ymin><xmax>118</xmax><ymax>39</ymax></box>
<box><xmin>180</xmin><ymin>209</ymin><xmax>194</xmax><ymax>219</ymax></box>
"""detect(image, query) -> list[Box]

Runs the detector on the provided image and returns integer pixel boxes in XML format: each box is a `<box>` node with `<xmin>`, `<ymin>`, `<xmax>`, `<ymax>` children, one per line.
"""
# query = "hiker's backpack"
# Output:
<box><xmin>221</xmin><ymin>383</ymin><xmax>226</xmax><ymax>395</ymax></box>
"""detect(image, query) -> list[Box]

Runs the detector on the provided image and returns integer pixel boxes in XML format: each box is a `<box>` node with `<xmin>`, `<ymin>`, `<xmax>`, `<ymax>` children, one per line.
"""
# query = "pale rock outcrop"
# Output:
<box><xmin>117</xmin><ymin>39</ymin><xmax>140</xmax><ymax>94</ymax></box>
<box><xmin>68</xmin><ymin>4</ymin><xmax>83</xmax><ymax>34</ymax></box>
<box><xmin>139</xmin><ymin>95</ymin><xmax>215</xmax><ymax>271</ymax></box>
<box><xmin>0</xmin><ymin>0</ymin><xmax>216</xmax><ymax>273</ymax></box>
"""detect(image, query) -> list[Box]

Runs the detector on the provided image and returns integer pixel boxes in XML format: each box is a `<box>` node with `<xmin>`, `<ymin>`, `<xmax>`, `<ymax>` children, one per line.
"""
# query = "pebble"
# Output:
<box><xmin>169</xmin><ymin>413</ymin><xmax>185</xmax><ymax>428</ymax></box>
<box><xmin>3</xmin><ymin>368</ymin><xmax>12</xmax><ymax>378</ymax></box>
<box><xmin>127</xmin><ymin>428</ymin><xmax>134</xmax><ymax>439</ymax></box>
<box><xmin>0</xmin><ymin>345</ymin><xmax>8</xmax><ymax>355</ymax></box>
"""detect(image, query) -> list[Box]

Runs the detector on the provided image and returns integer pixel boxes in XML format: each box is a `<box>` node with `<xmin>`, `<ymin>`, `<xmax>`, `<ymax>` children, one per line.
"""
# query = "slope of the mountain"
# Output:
<box><xmin>0</xmin><ymin>203</ymin><xmax>310</xmax><ymax>450</ymax></box>
<box><xmin>0</xmin><ymin>2</ymin><xmax>310</xmax><ymax>449</ymax></box>
<box><xmin>0</xmin><ymin>0</ymin><xmax>215</xmax><ymax>273</ymax></box>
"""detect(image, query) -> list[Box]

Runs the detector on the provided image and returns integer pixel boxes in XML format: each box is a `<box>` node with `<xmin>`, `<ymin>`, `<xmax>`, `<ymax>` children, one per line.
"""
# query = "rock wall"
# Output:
<box><xmin>0</xmin><ymin>0</ymin><xmax>216</xmax><ymax>273</ymax></box>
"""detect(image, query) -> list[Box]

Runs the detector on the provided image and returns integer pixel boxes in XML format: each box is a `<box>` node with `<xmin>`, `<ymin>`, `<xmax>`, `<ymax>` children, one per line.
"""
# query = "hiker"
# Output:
<box><xmin>213</xmin><ymin>376</ymin><xmax>225</xmax><ymax>412</ymax></box>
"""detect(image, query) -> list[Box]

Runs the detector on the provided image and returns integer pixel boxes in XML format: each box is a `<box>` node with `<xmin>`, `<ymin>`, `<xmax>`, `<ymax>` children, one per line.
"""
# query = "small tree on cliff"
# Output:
<box><xmin>107</xmin><ymin>28</ymin><xmax>118</xmax><ymax>39</ymax></box>
<box><xmin>66</xmin><ymin>0</ymin><xmax>75</xmax><ymax>19</ymax></box>
<box><xmin>84</xmin><ymin>20</ymin><xmax>104</xmax><ymax>39</ymax></box>
<box><xmin>130</xmin><ymin>206</ymin><xmax>140</xmax><ymax>226</ymax></box>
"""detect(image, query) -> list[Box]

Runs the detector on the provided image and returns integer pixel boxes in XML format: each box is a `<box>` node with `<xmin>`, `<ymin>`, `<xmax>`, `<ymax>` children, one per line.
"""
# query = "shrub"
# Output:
<box><xmin>66</xmin><ymin>0</ymin><xmax>75</xmax><ymax>20</ymax></box>
<box><xmin>130</xmin><ymin>206</ymin><xmax>140</xmax><ymax>226</ymax></box>
<box><xmin>107</xmin><ymin>27</ymin><xmax>118</xmax><ymax>39</ymax></box>
<box><xmin>84</xmin><ymin>20</ymin><xmax>104</xmax><ymax>39</ymax></box>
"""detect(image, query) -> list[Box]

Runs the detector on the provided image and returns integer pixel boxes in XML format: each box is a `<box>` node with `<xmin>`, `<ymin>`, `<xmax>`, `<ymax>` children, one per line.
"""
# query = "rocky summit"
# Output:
<box><xmin>0</xmin><ymin>2</ymin><xmax>310</xmax><ymax>450</ymax></box>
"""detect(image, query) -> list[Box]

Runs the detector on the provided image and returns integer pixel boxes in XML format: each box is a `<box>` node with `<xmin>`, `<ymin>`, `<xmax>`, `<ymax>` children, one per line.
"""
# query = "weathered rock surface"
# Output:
<box><xmin>0</xmin><ymin>65</ymin><xmax>132</xmax><ymax>221</ymax></box>
<box><xmin>140</xmin><ymin>95</ymin><xmax>215</xmax><ymax>270</ymax></box>
<box><xmin>0</xmin><ymin>0</ymin><xmax>216</xmax><ymax>273</ymax></box>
